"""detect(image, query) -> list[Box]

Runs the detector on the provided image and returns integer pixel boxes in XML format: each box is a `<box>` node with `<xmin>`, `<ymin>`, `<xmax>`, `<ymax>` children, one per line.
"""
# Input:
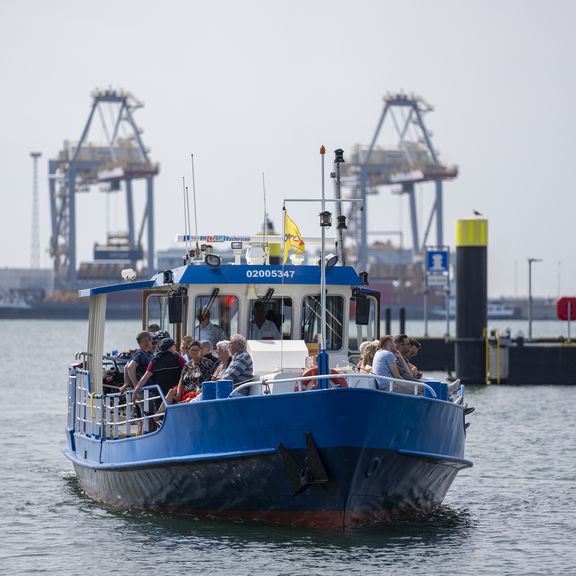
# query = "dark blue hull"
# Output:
<box><xmin>66</xmin><ymin>388</ymin><xmax>471</xmax><ymax>528</ymax></box>
<box><xmin>72</xmin><ymin>447</ymin><xmax>461</xmax><ymax>528</ymax></box>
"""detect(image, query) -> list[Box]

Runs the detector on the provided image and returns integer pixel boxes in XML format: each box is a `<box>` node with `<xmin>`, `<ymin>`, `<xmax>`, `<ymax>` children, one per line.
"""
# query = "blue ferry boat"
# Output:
<box><xmin>64</xmin><ymin>232</ymin><xmax>472</xmax><ymax>529</ymax></box>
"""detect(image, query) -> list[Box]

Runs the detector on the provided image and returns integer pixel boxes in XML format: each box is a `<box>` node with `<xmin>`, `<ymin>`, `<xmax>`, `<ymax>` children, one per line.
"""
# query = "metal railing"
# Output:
<box><xmin>68</xmin><ymin>364</ymin><xmax>462</xmax><ymax>442</ymax></box>
<box><xmin>70</xmin><ymin>367</ymin><xmax>165</xmax><ymax>439</ymax></box>
<box><xmin>232</xmin><ymin>371</ymin><xmax>440</xmax><ymax>398</ymax></box>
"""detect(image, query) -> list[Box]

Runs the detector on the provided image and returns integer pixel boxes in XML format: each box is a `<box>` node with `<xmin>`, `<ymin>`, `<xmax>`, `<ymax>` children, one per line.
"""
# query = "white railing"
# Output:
<box><xmin>232</xmin><ymin>372</ymin><xmax>440</xmax><ymax>398</ymax></box>
<box><xmin>71</xmin><ymin>367</ymin><xmax>165</xmax><ymax>439</ymax></box>
<box><xmin>103</xmin><ymin>389</ymin><xmax>165</xmax><ymax>439</ymax></box>
<box><xmin>68</xmin><ymin>366</ymin><xmax>461</xmax><ymax>442</ymax></box>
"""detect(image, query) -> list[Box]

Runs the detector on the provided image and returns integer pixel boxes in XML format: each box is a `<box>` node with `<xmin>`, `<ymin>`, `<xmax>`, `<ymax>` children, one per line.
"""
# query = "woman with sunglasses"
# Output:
<box><xmin>154</xmin><ymin>340</ymin><xmax>214</xmax><ymax>419</ymax></box>
<box><xmin>171</xmin><ymin>340</ymin><xmax>214</xmax><ymax>403</ymax></box>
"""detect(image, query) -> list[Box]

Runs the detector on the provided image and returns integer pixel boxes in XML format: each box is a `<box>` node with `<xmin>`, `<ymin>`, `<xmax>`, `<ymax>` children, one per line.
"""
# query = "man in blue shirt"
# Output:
<box><xmin>120</xmin><ymin>331</ymin><xmax>155</xmax><ymax>393</ymax></box>
<box><xmin>373</xmin><ymin>335</ymin><xmax>402</xmax><ymax>390</ymax></box>
<box><xmin>119</xmin><ymin>330</ymin><xmax>156</xmax><ymax>434</ymax></box>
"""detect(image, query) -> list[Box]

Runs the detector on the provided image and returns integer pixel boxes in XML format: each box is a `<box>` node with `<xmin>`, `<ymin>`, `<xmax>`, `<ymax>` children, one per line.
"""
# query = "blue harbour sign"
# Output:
<box><xmin>426</xmin><ymin>249</ymin><xmax>449</xmax><ymax>274</ymax></box>
<box><xmin>426</xmin><ymin>247</ymin><xmax>449</xmax><ymax>290</ymax></box>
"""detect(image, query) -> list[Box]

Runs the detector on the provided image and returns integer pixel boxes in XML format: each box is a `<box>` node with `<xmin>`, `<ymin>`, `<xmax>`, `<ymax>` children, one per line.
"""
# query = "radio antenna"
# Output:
<box><xmin>185</xmin><ymin>184</ymin><xmax>193</xmax><ymax>258</ymax></box>
<box><xmin>190</xmin><ymin>154</ymin><xmax>200</xmax><ymax>254</ymax></box>
<box><xmin>182</xmin><ymin>176</ymin><xmax>191</xmax><ymax>259</ymax></box>
<box><xmin>262</xmin><ymin>172</ymin><xmax>268</xmax><ymax>263</ymax></box>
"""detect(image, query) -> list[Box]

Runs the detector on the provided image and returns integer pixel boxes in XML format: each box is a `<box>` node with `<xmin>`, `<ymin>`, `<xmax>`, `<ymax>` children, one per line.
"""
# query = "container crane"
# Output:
<box><xmin>341</xmin><ymin>92</ymin><xmax>458</xmax><ymax>272</ymax></box>
<box><xmin>48</xmin><ymin>88</ymin><xmax>159</xmax><ymax>289</ymax></box>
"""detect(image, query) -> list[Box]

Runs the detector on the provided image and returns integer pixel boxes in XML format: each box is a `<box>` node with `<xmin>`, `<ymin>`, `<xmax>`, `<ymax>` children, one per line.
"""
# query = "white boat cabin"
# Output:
<box><xmin>143</xmin><ymin>262</ymin><xmax>380</xmax><ymax>376</ymax></box>
<box><xmin>81</xmin><ymin>255</ymin><xmax>380</xmax><ymax>394</ymax></box>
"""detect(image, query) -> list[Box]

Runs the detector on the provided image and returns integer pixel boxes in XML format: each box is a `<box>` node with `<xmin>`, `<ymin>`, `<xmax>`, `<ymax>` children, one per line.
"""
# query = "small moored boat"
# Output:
<box><xmin>432</xmin><ymin>297</ymin><xmax>517</xmax><ymax>319</ymax></box>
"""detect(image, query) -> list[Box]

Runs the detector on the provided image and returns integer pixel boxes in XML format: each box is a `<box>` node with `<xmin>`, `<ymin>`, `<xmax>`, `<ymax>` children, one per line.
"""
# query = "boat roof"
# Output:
<box><xmin>79</xmin><ymin>264</ymin><xmax>364</xmax><ymax>298</ymax></box>
<box><xmin>79</xmin><ymin>278</ymin><xmax>156</xmax><ymax>297</ymax></box>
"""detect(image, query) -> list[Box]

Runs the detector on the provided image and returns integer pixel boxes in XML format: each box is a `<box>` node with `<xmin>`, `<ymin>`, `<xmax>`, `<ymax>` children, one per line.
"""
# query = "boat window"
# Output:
<box><xmin>348</xmin><ymin>295</ymin><xmax>378</xmax><ymax>352</ymax></box>
<box><xmin>247</xmin><ymin>298</ymin><xmax>292</xmax><ymax>340</ymax></box>
<box><xmin>146</xmin><ymin>293</ymin><xmax>171</xmax><ymax>332</ymax></box>
<box><xmin>193</xmin><ymin>295</ymin><xmax>238</xmax><ymax>344</ymax></box>
<box><xmin>301</xmin><ymin>295</ymin><xmax>344</xmax><ymax>350</ymax></box>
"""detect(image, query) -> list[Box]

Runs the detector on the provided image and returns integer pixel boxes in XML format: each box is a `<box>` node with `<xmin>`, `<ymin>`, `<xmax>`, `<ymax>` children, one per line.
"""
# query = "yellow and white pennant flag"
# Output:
<box><xmin>283</xmin><ymin>211</ymin><xmax>305</xmax><ymax>264</ymax></box>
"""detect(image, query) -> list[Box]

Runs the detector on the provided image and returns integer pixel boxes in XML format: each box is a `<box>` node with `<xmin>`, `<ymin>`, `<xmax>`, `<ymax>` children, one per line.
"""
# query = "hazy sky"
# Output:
<box><xmin>1</xmin><ymin>0</ymin><xmax>574</xmax><ymax>298</ymax></box>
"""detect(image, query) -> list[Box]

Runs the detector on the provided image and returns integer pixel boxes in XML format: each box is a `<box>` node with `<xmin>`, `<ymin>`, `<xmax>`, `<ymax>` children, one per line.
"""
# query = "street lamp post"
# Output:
<box><xmin>528</xmin><ymin>257</ymin><xmax>542</xmax><ymax>340</ymax></box>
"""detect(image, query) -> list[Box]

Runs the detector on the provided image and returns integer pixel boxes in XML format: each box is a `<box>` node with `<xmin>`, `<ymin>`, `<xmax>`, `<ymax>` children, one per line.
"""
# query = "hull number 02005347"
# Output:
<box><xmin>246</xmin><ymin>269</ymin><xmax>295</xmax><ymax>278</ymax></box>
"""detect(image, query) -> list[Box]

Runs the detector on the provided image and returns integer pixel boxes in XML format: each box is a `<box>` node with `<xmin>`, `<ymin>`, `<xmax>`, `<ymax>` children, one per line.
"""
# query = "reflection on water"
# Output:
<box><xmin>64</xmin><ymin>473</ymin><xmax>474</xmax><ymax>552</ymax></box>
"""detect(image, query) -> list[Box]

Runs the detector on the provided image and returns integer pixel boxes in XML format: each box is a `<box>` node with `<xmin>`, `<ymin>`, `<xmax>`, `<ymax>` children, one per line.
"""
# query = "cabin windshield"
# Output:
<box><xmin>301</xmin><ymin>295</ymin><xmax>344</xmax><ymax>351</ymax></box>
<box><xmin>248</xmin><ymin>298</ymin><xmax>292</xmax><ymax>340</ymax></box>
<box><xmin>193</xmin><ymin>295</ymin><xmax>238</xmax><ymax>344</ymax></box>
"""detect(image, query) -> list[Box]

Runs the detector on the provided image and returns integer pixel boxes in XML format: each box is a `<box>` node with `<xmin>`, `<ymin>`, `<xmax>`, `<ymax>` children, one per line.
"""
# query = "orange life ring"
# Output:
<box><xmin>330</xmin><ymin>370</ymin><xmax>348</xmax><ymax>388</ymax></box>
<box><xmin>296</xmin><ymin>367</ymin><xmax>348</xmax><ymax>391</ymax></box>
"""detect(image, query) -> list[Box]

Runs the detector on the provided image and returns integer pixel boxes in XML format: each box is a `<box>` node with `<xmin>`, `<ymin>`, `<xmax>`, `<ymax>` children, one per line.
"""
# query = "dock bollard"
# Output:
<box><xmin>399</xmin><ymin>307</ymin><xmax>406</xmax><ymax>335</ymax></box>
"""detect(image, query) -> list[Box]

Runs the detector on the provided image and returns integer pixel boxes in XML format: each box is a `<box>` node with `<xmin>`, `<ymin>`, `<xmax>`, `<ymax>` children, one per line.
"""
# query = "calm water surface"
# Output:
<box><xmin>0</xmin><ymin>320</ymin><xmax>574</xmax><ymax>575</ymax></box>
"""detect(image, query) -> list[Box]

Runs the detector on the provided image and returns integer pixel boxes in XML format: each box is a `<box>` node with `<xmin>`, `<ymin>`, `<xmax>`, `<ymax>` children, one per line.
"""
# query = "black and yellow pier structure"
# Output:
<box><xmin>455</xmin><ymin>218</ymin><xmax>488</xmax><ymax>384</ymax></box>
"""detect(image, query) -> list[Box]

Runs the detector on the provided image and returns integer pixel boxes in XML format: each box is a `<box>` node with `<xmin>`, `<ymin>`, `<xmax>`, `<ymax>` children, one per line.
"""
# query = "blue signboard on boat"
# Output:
<box><xmin>175</xmin><ymin>264</ymin><xmax>362</xmax><ymax>286</ymax></box>
<box><xmin>79</xmin><ymin>264</ymin><xmax>364</xmax><ymax>297</ymax></box>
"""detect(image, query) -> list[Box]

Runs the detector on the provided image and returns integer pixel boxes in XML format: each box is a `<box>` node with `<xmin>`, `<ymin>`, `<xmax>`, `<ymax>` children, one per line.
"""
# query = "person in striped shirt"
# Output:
<box><xmin>221</xmin><ymin>334</ymin><xmax>254</xmax><ymax>395</ymax></box>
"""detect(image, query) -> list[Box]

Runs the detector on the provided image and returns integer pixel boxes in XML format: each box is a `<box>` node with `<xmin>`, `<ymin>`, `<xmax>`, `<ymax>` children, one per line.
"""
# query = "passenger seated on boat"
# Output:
<box><xmin>161</xmin><ymin>340</ymin><xmax>214</xmax><ymax>406</ymax></box>
<box><xmin>221</xmin><ymin>334</ymin><xmax>254</xmax><ymax>395</ymax></box>
<box><xmin>119</xmin><ymin>331</ymin><xmax>155</xmax><ymax>395</ymax></box>
<box><xmin>196</xmin><ymin>307</ymin><xmax>227</xmax><ymax>347</ymax></box>
<box><xmin>211</xmin><ymin>340</ymin><xmax>232</xmax><ymax>380</ymax></box>
<box><xmin>373</xmin><ymin>336</ymin><xmax>403</xmax><ymax>390</ymax></box>
<box><xmin>147</xmin><ymin>323</ymin><xmax>161</xmax><ymax>333</ymax></box>
<box><xmin>394</xmin><ymin>334</ymin><xmax>418</xmax><ymax>381</ymax></box>
<box><xmin>132</xmin><ymin>338</ymin><xmax>186</xmax><ymax>403</ymax></box>
<box><xmin>407</xmin><ymin>338</ymin><xmax>423</xmax><ymax>380</ymax></box>
<box><xmin>151</xmin><ymin>330</ymin><xmax>171</xmax><ymax>353</ymax></box>
<box><xmin>180</xmin><ymin>335</ymin><xmax>194</xmax><ymax>361</ymax></box>
<box><xmin>358</xmin><ymin>341</ymin><xmax>380</xmax><ymax>373</ymax></box>
<box><xmin>358</xmin><ymin>340</ymin><xmax>370</xmax><ymax>354</ymax></box>
<box><xmin>200</xmin><ymin>340</ymin><xmax>218</xmax><ymax>370</ymax></box>
<box><xmin>178</xmin><ymin>340</ymin><xmax>213</xmax><ymax>400</ymax></box>
<box><xmin>248</xmin><ymin>300</ymin><xmax>281</xmax><ymax>340</ymax></box>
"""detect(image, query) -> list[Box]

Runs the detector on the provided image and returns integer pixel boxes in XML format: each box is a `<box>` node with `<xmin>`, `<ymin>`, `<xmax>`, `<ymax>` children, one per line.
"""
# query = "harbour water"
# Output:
<box><xmin>1</xmin><ymin>320</ymin><xmax>575</xmax><ymax>575</ymax></box>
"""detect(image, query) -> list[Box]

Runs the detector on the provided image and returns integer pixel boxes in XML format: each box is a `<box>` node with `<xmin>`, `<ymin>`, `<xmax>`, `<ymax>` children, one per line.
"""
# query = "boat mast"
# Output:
<box><xmin>318</xmin><ymin>145</ymin><xmax>329</xmax><ymax>382</ymax></box>
<box><xmin>283</xmin><ymin>147</ymin><xmax>360</xmax><ymax>385</ymax></box>
<box><xmin>333</xmin><ymin>148</ymin><xmax>346</xmax><ymax>266</ymax></box>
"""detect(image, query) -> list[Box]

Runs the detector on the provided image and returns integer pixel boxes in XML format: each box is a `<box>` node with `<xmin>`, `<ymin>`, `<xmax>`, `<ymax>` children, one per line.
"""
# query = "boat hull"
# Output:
<box><xmin>72</xmin><ymin>446</ymin><xmax>461</xmax><ymax>528</ymax></box>
<box><xmin>66</xmin><ymin>388</ymin><xmax>471</xmax><ymax>529</ymax></box>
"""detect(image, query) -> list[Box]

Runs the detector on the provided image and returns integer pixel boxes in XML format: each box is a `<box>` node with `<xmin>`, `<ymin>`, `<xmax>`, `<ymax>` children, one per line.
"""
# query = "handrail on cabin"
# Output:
<box><xmin>232</xmin><ymin>372</ymin><xmax>439</xmax><ymax>399</ymax></box>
